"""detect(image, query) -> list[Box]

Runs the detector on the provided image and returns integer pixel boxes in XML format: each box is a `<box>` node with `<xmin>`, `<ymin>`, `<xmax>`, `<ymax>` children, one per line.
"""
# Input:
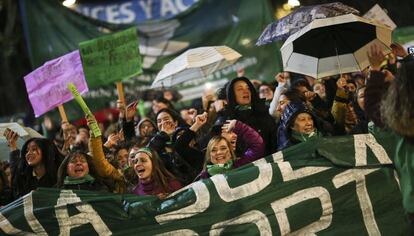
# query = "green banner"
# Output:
<box><xmin>79</xmin><ymin>27</ymin><xmax>143</xmax><ymax>88</ymax></box>
<box><xmin>20</xmin><ymin>0</ymin><xmax>282</xmax><ymax>120</ymax></box>
<box><xmin>0</xmin><ymin>132</ymin><xmax>410</xmax><ymax>235</ymax></box>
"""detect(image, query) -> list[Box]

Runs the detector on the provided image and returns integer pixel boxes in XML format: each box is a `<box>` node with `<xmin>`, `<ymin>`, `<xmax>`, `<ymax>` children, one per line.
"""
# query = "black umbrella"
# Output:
<box><xmin>256</xmin><ymin>2</ymin><xmax>359</xmax><ymax>45</ymax></box>
<box><xmin>280</xmin><ymin>14</ymin><xmax>392</xmax><ymax>78</ymax></box>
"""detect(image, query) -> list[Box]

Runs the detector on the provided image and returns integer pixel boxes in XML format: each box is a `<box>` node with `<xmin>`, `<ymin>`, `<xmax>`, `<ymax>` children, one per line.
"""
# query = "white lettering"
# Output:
<box><xmin>161</xmin><ymin>0</ymin><xmax>178</xmax><ymax>17</ymax></box>
<box><xmin>155</xmin><ymin>182</ymin><xmax>210</xmax><ymax>224</ymax></box>
<box><xmin>278</xmin><ymin>162</ymin><xmax>331</xmax><ymax>182</ymax></box>
<box><xmin>354</xmin><ymin>134</ymin><xmax>391</xmax><ymax>166</ymax></box>
<box><xmin>24</xmin><ymin>193</ymin><xmax>47</xmax><ymax>235</ymax></box>
<box><xmin>139</xmin><ymin>0</ymin><xmax>153</xmax><ymax>19</ymax></box>
<box><xmin>210</xmin><ymin>210</ymin><xmax>272</xmax><ymax>236</ymax></box>
<box><xmin>271</xmin><ymin>187</ymin><xmax>333</xmax><ymax>235</ymax></box>
<box><xmin>175</xmin><ymin>0</ymin><xmax>193</xmax><ymax>11</ymax></box>
<box><xmin>91</xmin><ymin>6</ymin><xmax>105</xmax><ymax>19</ymax></box>
<box><xmin>272</xmin><ymin>151</ymin><xmax>283</xmax><ymax>162</ymax></box>
<box><xmin>211</xmin><ymin>159</ymin><xmax>272</xmax><ymax>202</ymax></box>
<box><xmin>333</xmin><ymin>168</ymin><xmax>380</xmax><ymax>235</ymax></box>
<box><xmin>155</xmin><ymin>229</ymin><xmax>199</xmax><ymax>236</ymax></box>
<box><xmin>54</xmin><ymin>190</ymin><xmax>111</xmax><ymax>236</ymax></box>
<box><xmin>119</xmin><ymin>2</ymin><xmax>135</xmax><ymax>23</ymax></box>
<box><xmin>0</xmin><ymin>212</ymin><xmax>35</xmax><ymax>235</ymax></box>
<box><xmin>106</xmin><ymin>5</ymin><xmax>121</xmax><ymax>23</ymax></box>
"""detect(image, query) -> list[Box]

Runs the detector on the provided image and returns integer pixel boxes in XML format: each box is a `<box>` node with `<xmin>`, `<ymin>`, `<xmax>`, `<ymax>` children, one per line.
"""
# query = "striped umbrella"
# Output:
<box><xmin>280</xmin><ymin>14</ymin><xmax>392</xmax><ymax>79</ymax></box>
<box><xmin>151</xmin><ymin>46</ymin><xmax>241</xmax><ymax>88</ymax></box>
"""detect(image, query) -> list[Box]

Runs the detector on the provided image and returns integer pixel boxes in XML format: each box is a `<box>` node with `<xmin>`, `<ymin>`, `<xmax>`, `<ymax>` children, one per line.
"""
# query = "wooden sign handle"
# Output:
<box><xmin>58</xmin><ymin>105</ymin><xmax>68</xmax><ymax>122</ymax></box>
<box><xmin>116</xmin><ymin>81</ymin><xmax>127</xmax><ymax>116</ymax></box>
<box><xmin>116</xmin><ymin>81</ymin><xmax>126</xmax><ymax>105</ymax></box>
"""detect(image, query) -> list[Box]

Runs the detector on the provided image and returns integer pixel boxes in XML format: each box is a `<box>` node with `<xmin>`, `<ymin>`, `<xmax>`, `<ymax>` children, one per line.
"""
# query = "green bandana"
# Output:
<box><xmin>291</xmin><ymin>129</ymin><xmax>320</xmax><ymax>143</ymax></box>
<box><xmin>64</xmin><ymin>174</ymin><xmax>95</xmax><ymax>185</ymax></box>
<box><xmin>235</xmin><ymin>104</ymin><xmax>251</xmax><ymax>111</ymax></box>
<box><xmin>207</xmin><ymin>160</ymin><xmax>234</xmax><ymax>176</ymax></box>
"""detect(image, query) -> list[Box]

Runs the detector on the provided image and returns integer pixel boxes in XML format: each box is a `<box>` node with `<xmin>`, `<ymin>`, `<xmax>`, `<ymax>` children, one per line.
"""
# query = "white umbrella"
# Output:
<box><xmin>151</xmin><ymin>46</ymin><xmax>242</xmax><ymax>88</ymax></box>
<box><xmin>280</xmin><ymin>14</ymin><xmax>392</xmax><ymax>78</ymax></box>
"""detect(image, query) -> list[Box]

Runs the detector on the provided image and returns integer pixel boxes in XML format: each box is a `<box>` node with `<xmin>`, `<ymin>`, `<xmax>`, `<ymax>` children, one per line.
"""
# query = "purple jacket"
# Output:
<box><xmin>132</xmin><ymin>179</ymin><xmax>182</xmax><ymax>196</ymax></box>
<box><xmin>233</xmin><ymin>121</ymin><xmax>265</xmax><ymax>167</ymax></box>
<box><xmin>199</xmin><ymin>121</ymin><xmax>265</xmax><ymax>179</ymax></box>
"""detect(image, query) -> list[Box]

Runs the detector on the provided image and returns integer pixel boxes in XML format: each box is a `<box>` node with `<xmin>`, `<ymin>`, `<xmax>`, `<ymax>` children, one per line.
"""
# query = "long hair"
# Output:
<box><xmin>56</xmin><ymin>150</ymin><xmax>100</xmax><ymax>188</ymax></box>
<box><xmin>156</xmin><ymin>108</ymin><xmax>188</xmax><ymax>129</ymax></box>
<box><xmin>15</xmin><ymin>138</ymin><xmax>62</xmax><ymax>196</ymax></box>
<box><xmin>136</xmin><ymin>148</ymin><xmax>178</xmax><ymax>193</ymax></box>
<box><xmin>380</xmin><ymin>57</ymin><xmax>414</xmax><ymax>137</ymax></box>
<box><xmin>203</xmin><ymin>136</ymin><xmax>236</xmax><ymax>171</ymax></box>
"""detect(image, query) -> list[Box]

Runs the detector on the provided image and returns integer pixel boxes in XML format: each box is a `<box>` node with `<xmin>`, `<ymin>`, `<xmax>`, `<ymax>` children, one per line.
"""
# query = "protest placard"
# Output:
<box><xmin>79</xmin><ymin>27</ymin><xmax>143</xmax><ymax>88</ymax></box>
<box><xmin>23</xmin><ymin>50</ymin><xmax>89</xmax><ymax>117</ymax></box>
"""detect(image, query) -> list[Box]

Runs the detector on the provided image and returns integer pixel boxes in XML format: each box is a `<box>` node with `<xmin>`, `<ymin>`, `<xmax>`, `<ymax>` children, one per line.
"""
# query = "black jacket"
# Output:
<box><xmin>225</xmin><ymin>77</ymin><xmax>278</xmax><ymax>155</ymax></box>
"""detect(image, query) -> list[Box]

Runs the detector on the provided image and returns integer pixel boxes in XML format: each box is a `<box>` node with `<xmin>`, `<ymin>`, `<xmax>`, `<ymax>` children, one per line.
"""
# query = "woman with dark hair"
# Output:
<box><xmin>225</xmin><ymin>77</ymin><xmax>278</xmax><ymax>155</ymax></box>
<box><xmin>56</xmin><ymin>150</ymin><xmax>109</xmax><ymax>192</ymax></box>
<box><xmin>365</xmin><ymin>43</ymin><xmax>414</xmax><ymax>231</ymax></box>
<box><xmin>5</xmin><ymin>129</ymin><xmax>63</xmax><ymax>198</ymax></box>
<box><xmin>148</xmin><ymin>108</ymin><xmax>195</xmax><ymax>185</ymax></box>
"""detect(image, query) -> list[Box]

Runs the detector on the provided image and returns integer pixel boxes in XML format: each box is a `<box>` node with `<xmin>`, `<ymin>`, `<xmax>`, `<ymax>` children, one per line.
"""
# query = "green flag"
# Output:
<box><xmin>0</xmin><ymin>132</ymin><xmax>411</xmax><ymax>235</ymax></box>
<box><xmin>79</xmin><ymin>27</ymin><xmax>143</xmax><ymax>88</ymax></box>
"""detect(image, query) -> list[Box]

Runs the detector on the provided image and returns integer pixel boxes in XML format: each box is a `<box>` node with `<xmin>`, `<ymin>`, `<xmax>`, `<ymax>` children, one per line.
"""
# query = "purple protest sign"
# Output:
<box><xmin>24</xmin><ymin>50</ymin><xmax>89</xmax><ymax>117</ymax></box>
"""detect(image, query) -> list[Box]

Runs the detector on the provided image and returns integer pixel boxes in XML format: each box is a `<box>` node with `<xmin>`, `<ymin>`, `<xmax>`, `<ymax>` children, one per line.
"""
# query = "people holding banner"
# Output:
<box><xmin>56</xmin><ymin>150</ymin><xmax>110</xmax><ymax>192</ymax></box>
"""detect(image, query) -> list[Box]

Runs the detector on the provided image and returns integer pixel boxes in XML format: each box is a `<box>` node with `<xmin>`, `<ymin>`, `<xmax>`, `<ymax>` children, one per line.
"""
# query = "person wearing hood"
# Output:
<box><xmin>277</xmin><ymin>102</ymin><xmax>322</xmax><ymax>150</ymax></box>
<box><xmin>225</xmin><ymin>77</ymin><xmax>278</xmax><ymax>155</ymax></box>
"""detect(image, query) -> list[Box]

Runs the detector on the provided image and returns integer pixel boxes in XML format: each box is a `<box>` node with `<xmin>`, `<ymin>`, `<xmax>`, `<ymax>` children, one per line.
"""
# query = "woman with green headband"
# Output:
<box><xmin>131</xmin><ymin>147</ymin><xmax>182</xmax><ymax>198</ymax></box>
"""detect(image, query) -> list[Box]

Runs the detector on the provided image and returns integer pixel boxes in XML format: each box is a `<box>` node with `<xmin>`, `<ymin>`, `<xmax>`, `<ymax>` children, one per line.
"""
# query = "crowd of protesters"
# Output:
<box><xmin>1</xmin><ymin>43</ymin><xmax>413</xmax><ymax>230</ymax></box>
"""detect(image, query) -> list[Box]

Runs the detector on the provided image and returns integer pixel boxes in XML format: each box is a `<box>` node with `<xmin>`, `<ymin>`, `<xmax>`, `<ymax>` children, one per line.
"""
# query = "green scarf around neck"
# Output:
<box><xmin>64</xmin><ymin>174</ymin><xmax>95</xmax><ymax>185</ymax></box>
<box><xmin>235</xmin><ymin>104</ymin><xmax>251</xmax><ymax>111</ymax></box>
<box><xmin>291</xmin><ymin>129</ymin><xmax>320</xmax><ymax>143</ymax></box>
<box><xmin>207</xmin><ymin>160</ymin><xmax>234</xmax><ymax>176</ymax></box>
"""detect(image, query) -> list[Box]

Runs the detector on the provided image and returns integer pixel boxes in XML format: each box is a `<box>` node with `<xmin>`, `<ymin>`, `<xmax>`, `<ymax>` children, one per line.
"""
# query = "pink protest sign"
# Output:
<box><xmin>24</xmin><ymin>50</ymin><xmax>89</xmax><ymax>117</ymax></box>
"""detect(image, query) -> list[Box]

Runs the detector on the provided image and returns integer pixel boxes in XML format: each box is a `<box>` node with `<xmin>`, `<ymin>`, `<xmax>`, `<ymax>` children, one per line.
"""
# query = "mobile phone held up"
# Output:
<box><xmin>408</xmin><ymin>46</ymin><xmax>414</xmax><ymax>55</ymax></box>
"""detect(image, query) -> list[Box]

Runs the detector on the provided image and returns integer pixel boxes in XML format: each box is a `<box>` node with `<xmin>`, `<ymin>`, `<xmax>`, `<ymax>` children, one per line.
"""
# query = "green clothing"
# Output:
<box><xmin>291</xmin><ymin>129</ymin><xmax>321</xmax><ymax>143</ymax></box>
<box><xmin>207</xmin><ymin>160</ymin><xmax>234</xmax><ymax>176</ymax></box>
<box><xmin>64</xmin><ymin>174</ymin><xmax>95</xmax><ymax>185</ymax></box>
<box><xmin>371</xmin><ymin>128</ymin><xmax>414</xmax><ymax>213</ymax></box>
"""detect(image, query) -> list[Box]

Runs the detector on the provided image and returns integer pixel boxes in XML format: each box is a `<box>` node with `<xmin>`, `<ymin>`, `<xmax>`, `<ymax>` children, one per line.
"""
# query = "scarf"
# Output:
<box><xmin>291</xmin><ymin>129</ymin><xmax>320</xmax><ymax>143</ymax></box>
<box><xmin>207</xmin><ymin>160</ymin><xmax>234</xmax><ymax>176</ymax></box>
<box><xmin>234</xmin><ymin>104</ymin><xmax>251</xmax><ymax>111</ymax></box>
<box><xmin>64</xmin><ymin>174</ymin><xmax>95</xmax><ymax>185</ymax></box>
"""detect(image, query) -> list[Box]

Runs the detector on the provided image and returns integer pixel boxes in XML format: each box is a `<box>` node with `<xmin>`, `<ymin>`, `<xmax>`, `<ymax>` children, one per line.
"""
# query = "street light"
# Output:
<box><xmin>62</xmin><ymin>0</ymin><xmax>76</xmax><ymax>7</ymax></box>
<box><xmin>287</xmin><ymin>0</ymin><xmax>301</xmax><ymax>8</ymax></box>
